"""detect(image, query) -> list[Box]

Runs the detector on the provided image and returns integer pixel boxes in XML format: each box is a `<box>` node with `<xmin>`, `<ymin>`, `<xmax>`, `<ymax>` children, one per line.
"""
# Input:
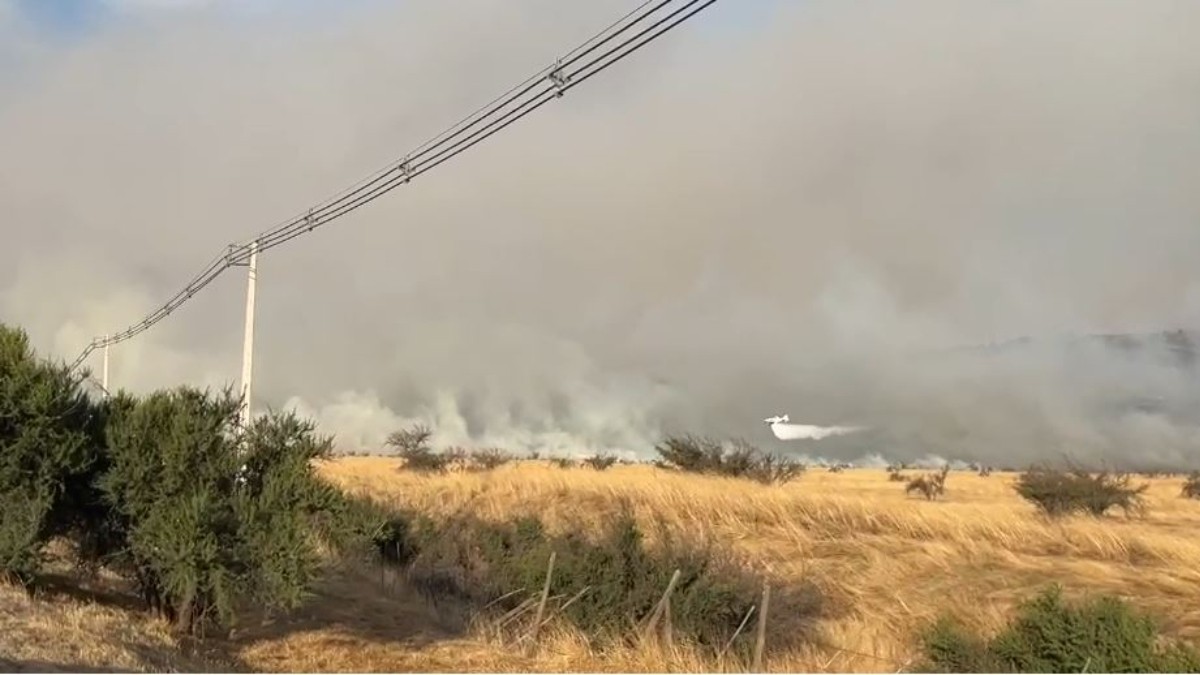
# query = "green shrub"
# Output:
<box><xmin>654</xmin><ymin>435</ymin><xmax>805</xmax><ymax>485</ymax></box>
<box><xmin>97</xmin><ymin>388</ymin><xmax>244</xmax><ymax>631</ymax></box>
<box><xmin>916</xmin><ymin>585</ymin><xmax>1200</xmax><ymax>673</ymax></box>
<box><xmin>1014</xmin><ymin>464</ymin><xmax>1148</xmax><ymax>518</ymax></box>
<box><xmin>0</xmin><ymin>325</ymin><xmax>106</xmax><ymax>583</ymax></box>
<box><xmin>315</xmin><ymin>492</ymin><xmax>417</xmax><ymax>566</ymax></box>
<box><xmin>98</xmin><ymin>388</ymin><xmax>345</xmax><ymax>634</ymax></box>
<box><xmin>234</xmin><ymin>409</ymin><xmax>346</xmax><ymax>611</ymax></box>
<box><xmin>1181</xmin><ymin>471</ymin><xmax>1200</xmax><ymax>499</ymax></box>
<box><xmin>400</xmin><ymin>508</ymin><xmax>821</xmax><ymax>649</ymax></box>
<box><xmin>551</xmin><ymin>457</ymin><xmax>576</xmax><ymax>469</ymax></box>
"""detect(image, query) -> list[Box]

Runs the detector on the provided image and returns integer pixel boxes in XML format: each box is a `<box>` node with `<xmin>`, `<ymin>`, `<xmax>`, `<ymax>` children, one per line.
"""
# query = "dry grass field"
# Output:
<box><xmin>4</xmin><ymin>458</ymin><xmax>1200</xmax><ymax>672</ymax></box>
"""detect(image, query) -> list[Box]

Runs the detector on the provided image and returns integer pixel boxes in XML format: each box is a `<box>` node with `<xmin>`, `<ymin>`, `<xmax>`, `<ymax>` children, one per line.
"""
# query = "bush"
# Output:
<box><xmin>400</xmin><ymin>508</ymin><xmax>821</xmax><ymax>649</ymax></box>
<box><xmin>583</xmin><ymin>453</ymin><xmax>618</xmax><ymax>471</ymax></box>
<box><xmin>551</xmin><ymin>457</ymin><xmax>576</xmax><ymax>469</ymax></box>
<box><xmin>318</xmin><ymin>493</ymin><xmax>417</xmax><ymax>566</ymax></box>
<box><xmin>0</xmin><ymin>325</ymin><xmax>107</xmax><ymax>583</ymax></box>
<box><xmin>385</xmin><ymin>423</ymin><xmax>432</xmax><ymax>454</ymax></box>
<box><xmin>1182</xmin><ymin>471</ymin><xmax>1200</xmax><ymax>499</ymax></box>
<box><xmin>967</xmin><ymin>462</ymin><xmax>993</xmax><ymax>477</ymax></box>
<box><xmin>745</xmin><ymin>451</ymin><xmax>807</xmax><ymax>485</ymax></box>
<box><xmin>656</xmin><ymin>435</ymin><xmax>724</xmax><ymax>474</ymax></box>
<box><xmin>654</xmin><ymin>436</ymin><xmax>805</xmax><ymax>485</ymax></box>
<box><xmin>905</xmin><ymin>466</ymin><xmax>949</xmax><ymax>500</ymax></box>
<box><xmin>916</xmin><ymin>585</ymin><xmax>1200</xmax><ymax>673</ymax></box>
<box><xmin>97</xmin><ymin>388</ymin><xmax>347</xmax><ymax>634</ymax></box>
<box><xmin>387</xmin><ymin>424</ymin><xmax>450</xmax><ymax>473</ymax></box>
<box><xmin>1014</xmin><ymin>464</ymin><xmax>1147</xmax><ymax>518</ymax></box>
<box><xmin>0</xmin><ymin>324</ymin><xmax>426</xmax><ymax>636</ymax></box>
<box><xmin>97</xmin><ymin>387</ymin><xmax>243</xmax><ymax>632</ymax></box>
<box><xmin>234</xmin><ymin>409</ymin><xmax>349</xmax><ymax>609</ymax></box>
<box><xmin>442</xmin><ymin>446</ymin><xmax>469</xmax><ymax>470</ymax></box>
<box><xmin>469</xmin><ymin>448</ymin><xmax>513</xmax><ymax>471</ymax></box>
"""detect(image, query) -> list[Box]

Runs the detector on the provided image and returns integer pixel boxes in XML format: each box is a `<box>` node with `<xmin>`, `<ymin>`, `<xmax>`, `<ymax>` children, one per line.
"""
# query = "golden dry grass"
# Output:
<box><xmin>3</xmin><ymin>460</ymin><xmax>1198</xmax><ymax>672</ymax></box>
<box><xmin>0</xmin><ymin>570</ymin><xmax>233</xmax><ymax>673</ymax></box>
<box><xmin>308</xmin><ymin>458</ymin><xmax>1200</xmax><ymax>672</ymax></box>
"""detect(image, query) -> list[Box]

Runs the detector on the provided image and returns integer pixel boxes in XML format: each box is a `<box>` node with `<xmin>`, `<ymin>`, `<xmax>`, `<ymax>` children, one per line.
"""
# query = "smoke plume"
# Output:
<box><xmin>2</xmin><ymin>0</ymin><xmax>1199</xmax><ymax>467</ymax></box>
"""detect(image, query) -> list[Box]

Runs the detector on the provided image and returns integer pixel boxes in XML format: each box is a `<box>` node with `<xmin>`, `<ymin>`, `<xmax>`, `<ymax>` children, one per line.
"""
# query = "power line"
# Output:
<box><xmin>253</xmin><ymin>0</ymin><xmax>718</xmax><ymax>253</ymax></box>
<box><xmin>69</xmin><ymin>0</ymin><xmax>718</xmax><ymax>373</ymax></box>
<box><xmin>251</xmin><ymin>0</ymin><xmax>675</xmax><ymax>249</ymax></box>
<box><xmin>234</xmin><ymin>0</ymin><xmax>708</xmax><ymax>255</ymax></box>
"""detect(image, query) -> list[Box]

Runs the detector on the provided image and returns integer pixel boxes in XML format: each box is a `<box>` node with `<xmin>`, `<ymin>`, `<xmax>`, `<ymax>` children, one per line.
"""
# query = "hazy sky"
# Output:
<box><xmin>3</xmin><ymin>0</ymin><xmax>1199</xmax><ymax>466</ymax></box>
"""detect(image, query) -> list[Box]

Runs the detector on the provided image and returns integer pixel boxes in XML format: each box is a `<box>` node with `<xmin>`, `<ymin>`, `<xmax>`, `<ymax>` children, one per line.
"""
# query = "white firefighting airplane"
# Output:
<box><xmin>763</xmin><ymin>414</ymin><xmax>864</xmax><ymax>440</ymax></box>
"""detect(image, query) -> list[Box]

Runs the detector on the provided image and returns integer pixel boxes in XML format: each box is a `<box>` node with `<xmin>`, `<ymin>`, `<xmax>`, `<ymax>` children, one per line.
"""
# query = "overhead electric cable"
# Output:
<box><xmin>69</xmin><ymin>0</ymin><xmax>719</xmax><ymax>372</ymax></box>
<box><xmin>256</xmin><ymin>0</ymin><xmax>716</xmax><ymax>254</ymax></box>
<box><xmin>235</xmin><ymin>0</ymin><xmax>683</xmax><ymax>253</ymax></box>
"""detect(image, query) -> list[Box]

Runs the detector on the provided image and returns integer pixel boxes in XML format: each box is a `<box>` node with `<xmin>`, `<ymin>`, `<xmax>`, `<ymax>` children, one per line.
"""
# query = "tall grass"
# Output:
<box><xmin>315</xmin><ymin>458</ymin><xmax>1200</xmax><ymax>672</ymax></box>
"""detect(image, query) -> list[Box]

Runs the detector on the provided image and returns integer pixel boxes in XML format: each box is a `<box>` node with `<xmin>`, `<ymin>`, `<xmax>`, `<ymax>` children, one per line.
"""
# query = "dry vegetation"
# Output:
<box><xmin>6</xmin><ymin>458</ymin><xmax>1200</xmax><ymax>672</ymax></box>
<box><xmin>295</xmin><ymin>459</ymin><xmax>1200</xmax><ymax>672</ymax></box>
<box><xmin>1182</xmin><ymin>471</ymin><xmax>1200</xmax><ymax>499</ymax></box>
<box><xmin>903</xmin><ymin>466</ymin><xmax>949</xmax><ymax>500</ymax></box>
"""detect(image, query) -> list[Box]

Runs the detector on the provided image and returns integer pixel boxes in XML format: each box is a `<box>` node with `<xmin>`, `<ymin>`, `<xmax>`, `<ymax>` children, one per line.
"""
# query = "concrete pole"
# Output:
<box><xmin>101</xmin><ymin>336</ymin><xmax>110</xmax><ymax>396</ymax></box>
<box><xmin>238</xmin><ymin>242</ymin><xmax>259</xmax><ymax>430</ymax></box>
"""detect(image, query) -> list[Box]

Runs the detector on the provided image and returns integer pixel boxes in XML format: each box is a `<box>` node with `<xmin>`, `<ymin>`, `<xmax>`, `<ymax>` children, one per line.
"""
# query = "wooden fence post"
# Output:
<box><xmin>663</xmin><ymin>594</ymin><xmax>674</xmax><ymax>651</ymax></box>
<box><xmin>643</xmin><ymin>569</ymin><xmax>682</xmax><ymax>643</ymax></box>
<box><xmin>752</xmin><ymin>581</ymin><xmax>770</xmax><ymax>672</ymax></box>
<box><xmin>527</xmin><ymin>551</ymin><xmax>556</xmax><ymax>653</ymax></box>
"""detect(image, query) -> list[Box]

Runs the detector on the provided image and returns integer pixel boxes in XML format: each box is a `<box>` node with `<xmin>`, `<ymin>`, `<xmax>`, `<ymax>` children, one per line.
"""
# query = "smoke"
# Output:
<box><xmin>2</xmin><ymin>1</ymin><xmax>1200</xmax><ymax>467</ymax></box>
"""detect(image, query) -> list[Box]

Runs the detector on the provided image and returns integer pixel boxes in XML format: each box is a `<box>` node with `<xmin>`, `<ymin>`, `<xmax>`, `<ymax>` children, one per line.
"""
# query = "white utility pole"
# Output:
<box><xmin>238</xmin><ymin>242</ymin><xmax>259</xmax><ymax>430</ymax></box>
<box><xmin>101</xmin><ymin>336</ymin><xmax>110</xmax><ymax>396</ymax></box>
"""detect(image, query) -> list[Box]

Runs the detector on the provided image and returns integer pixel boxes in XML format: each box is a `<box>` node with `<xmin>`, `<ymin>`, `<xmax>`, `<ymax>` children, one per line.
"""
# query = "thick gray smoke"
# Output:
<box><xmin>2</xmin><ymin>0</ymin><xmax>1199</xmax><ymax>467</ymax></box>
